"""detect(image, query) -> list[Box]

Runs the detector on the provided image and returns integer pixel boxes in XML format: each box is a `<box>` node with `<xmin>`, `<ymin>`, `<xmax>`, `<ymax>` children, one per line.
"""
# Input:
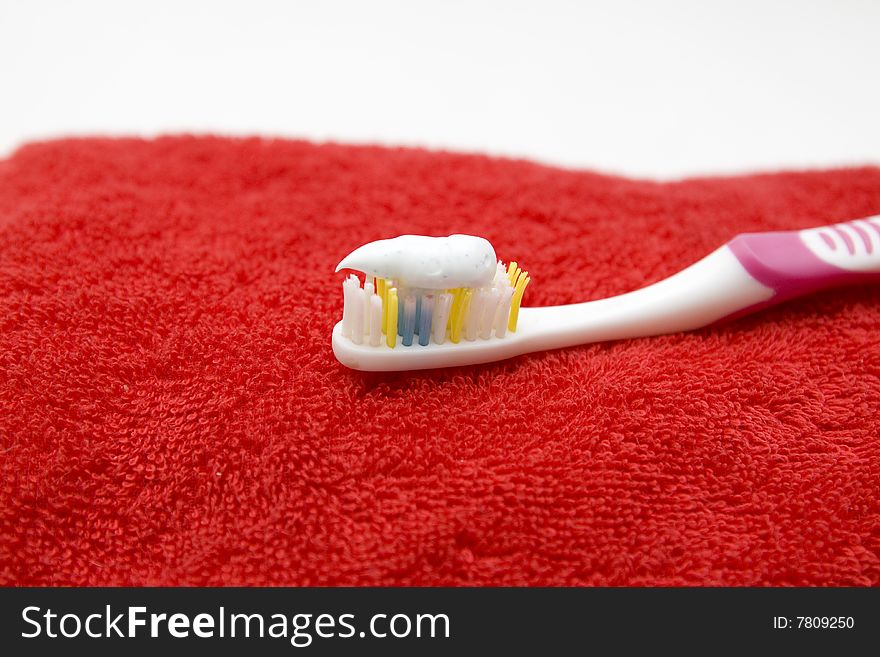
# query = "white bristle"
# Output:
<box><xmin>340</xmin><ymin>285</ymin><xmax>351</xmax><ymax>338</ymax></box>
<box><xmin>341</xmin><ymin>275</ymin><xmax>360</xmax><ymax>338</ymax></box>
<box><xmin>433</xmin><ymin>293</ymin><xmax>453</xmax><ymax>344</ymax></box>
<box><xmin>464</xmin><ymin>289</ymin><xmax>483</xmax><ymax>341</ymax></box>
<box><xmin>369</xmin><ymin>294</ymin><xmax>382</xmax><ymax>346</ymax></box>
<box><xmin>480</xmin><ymin>288</ymin><xmax>501</xmax><ymax>339</ymax></box>
<box><xmin>494</xmin><ymin>261</ymin><xmax>507</xmax><ymax>284</ymax></box>
<box><xmin>494</xmin><ymin>286</ymin><xmax>514</xmax><ymax>338</ymax></box>
<box><xmin>363</xmin><ymin>281</ymin><xmax>374</xmax><ymax>337</ymax></box>
<box><xmin>350</xmin><ymin>282</ymin><xmax>364</xmax><ymax>345</ymax></box>
<box><xmin>418</xmin><ymin>294</ymin><xmax>433</xmax><ymax>345</ymax></box>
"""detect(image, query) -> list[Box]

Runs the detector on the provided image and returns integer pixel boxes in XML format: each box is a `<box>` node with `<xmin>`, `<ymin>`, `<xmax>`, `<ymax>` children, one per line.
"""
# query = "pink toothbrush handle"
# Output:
<box><xmin>727</xmin><ymin>215</ymin><xmax>880</xmax><ymax>307</ymax></box>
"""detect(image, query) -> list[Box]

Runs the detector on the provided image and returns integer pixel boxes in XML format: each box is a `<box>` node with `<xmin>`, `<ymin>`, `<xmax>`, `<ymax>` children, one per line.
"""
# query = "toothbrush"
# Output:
<box><xmin>332</xmin><ymin>216</ymin><xmax>880</xmax><ymax>371</ymax></box>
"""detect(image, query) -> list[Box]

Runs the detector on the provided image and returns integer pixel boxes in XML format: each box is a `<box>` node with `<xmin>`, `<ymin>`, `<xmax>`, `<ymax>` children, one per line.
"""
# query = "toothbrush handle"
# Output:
<box><xmin>522</xmin><ymin>215</ymin><xmax>880</xmax><ymax>352</ymax></box>
<box><xmin>727</xmin><ymin>215</ymin><xmax>880</xmax><ymax>307</ymax></box>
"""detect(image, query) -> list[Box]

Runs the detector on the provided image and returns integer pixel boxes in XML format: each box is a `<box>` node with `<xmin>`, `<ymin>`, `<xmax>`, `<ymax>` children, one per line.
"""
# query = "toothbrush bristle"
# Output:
<box><xmin>339</xmin><ymin>259</ymin><xmax>529</xmax><ymax>348</ymax></box>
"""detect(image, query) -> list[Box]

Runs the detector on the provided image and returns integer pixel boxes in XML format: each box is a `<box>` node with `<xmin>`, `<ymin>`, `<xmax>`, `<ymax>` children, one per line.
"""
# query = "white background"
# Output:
<box><xmin>1</xmin><ymin>0</ymin><xmax>878</xmax><ymax>179</ymax></box>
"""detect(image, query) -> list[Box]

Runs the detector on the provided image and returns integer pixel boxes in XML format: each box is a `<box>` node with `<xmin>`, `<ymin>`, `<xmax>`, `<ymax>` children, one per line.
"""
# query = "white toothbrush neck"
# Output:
<box><xmin>517</xmin><ymin>246</ymin><xmax>773</xmax><ymax>349</ymax></box>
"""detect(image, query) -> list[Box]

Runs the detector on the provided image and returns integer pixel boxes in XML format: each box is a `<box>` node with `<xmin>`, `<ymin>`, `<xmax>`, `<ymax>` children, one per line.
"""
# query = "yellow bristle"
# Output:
<box><xmin>381</xmin><ymin>279</ymin><xmax>391</xmax><ymax>334</ymax></box>
<box><xmin>386</xmin><ymin>288</ymin><xmax>398</xmax><ymax>348</ymax></box>
<box><xmin>448</xmin><ymin>288</ymin><xmax>462</xmax><ymax>325</ymax></box>
<box><xmin>506</xmin><ymin>261</ymin><xmax>518</xmax><ymax>285</ymax></box>
<box><xmin>449</xmin><ymin>288</ymin><xmax>472</xmax><ymax>343</ymax></box>
<box><xmin>508</xmin><ymin>272</ymin><xmax>530</xmax><ymax>332</ymax></box>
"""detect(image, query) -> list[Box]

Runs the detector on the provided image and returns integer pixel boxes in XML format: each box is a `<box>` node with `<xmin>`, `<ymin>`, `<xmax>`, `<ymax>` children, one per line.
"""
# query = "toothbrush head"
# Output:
<box><xmin>332</xmin><ymin>234</ymin><xmax>530</xmax><ymax>371</ymax></box>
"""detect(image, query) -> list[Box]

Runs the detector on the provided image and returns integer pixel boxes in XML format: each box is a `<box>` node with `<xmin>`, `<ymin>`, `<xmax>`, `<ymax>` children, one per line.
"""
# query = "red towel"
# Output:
<box><xmin>1</xmin><ymin>137</ymin><xmax>878</xmax><ymax>586</ymax></box>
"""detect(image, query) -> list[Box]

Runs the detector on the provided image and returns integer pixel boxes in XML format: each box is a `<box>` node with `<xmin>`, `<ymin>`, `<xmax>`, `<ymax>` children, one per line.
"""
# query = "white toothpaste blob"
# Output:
<box><xmin>335</xmin><ymin>234</ymin><xmax>497</xmax><ymax>289</ymax></box>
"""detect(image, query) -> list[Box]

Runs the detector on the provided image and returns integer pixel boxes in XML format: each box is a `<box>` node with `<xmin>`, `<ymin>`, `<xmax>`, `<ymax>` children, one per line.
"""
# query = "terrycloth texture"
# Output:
<box><xmin>1</xmin><ymin>138</ymin><xmax>879</xmax><ymax>586</ymax></box>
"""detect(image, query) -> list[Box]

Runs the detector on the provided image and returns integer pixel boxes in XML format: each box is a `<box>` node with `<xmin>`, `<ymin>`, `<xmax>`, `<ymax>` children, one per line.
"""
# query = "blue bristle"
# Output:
<box><xmin>397</xmin><ymin>295</ymin><xmax>405</xmax><ymax>336</ymax></box>
<box><xmin>414</xmin><ymin>296</ymin><xmax>422</xmax><ymax>335</ymax></box>
<box><xmin>418</xmin><ymin>296</ymin><xmax>432</xmax><ymax>346</ymax></box>
<box><xmin>402</xmin><ymin>297</ymin><xmax>416</xmax><ymax>346</ymax></box>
